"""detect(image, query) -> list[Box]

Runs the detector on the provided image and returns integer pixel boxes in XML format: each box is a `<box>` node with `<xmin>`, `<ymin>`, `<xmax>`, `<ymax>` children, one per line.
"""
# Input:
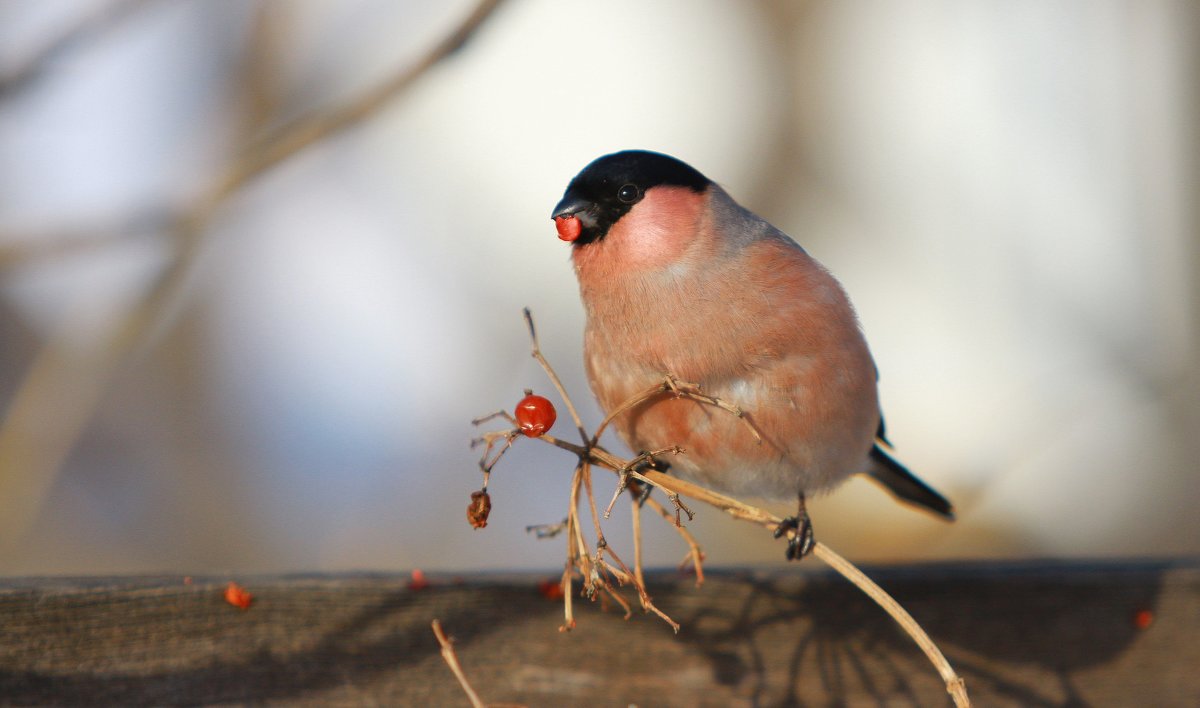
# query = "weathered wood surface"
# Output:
<box><xmin>1</xmin><ymin>560</ymin><xmax>1196</xmax><ymax>706</ymax></box>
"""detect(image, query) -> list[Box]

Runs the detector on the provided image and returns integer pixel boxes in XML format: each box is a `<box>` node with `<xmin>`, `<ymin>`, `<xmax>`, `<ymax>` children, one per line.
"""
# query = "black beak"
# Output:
<box><xmin>552</xmin><ymin>191</ymin><xmax>592</xmax><ymax>220</ymax></box>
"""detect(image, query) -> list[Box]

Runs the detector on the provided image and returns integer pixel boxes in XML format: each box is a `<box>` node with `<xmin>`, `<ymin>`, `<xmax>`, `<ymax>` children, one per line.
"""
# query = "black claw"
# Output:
<box><xmin>626</xmin><ymin>479</ymin><xmax>653</xmax><ymax>507</ymax></box>
<box><xmin>635</xmin><ymin>482</ymin><xmax>653</xmax><ymax>507</ymax></box>
<box><xmin>775</xmin><ymin>497</ymin><xmax>815</xmax><ymax>561</ymax></box>
<box><xmin>631</xmin><ymin>455</ymin><xmax>670</xmax><ymax>507</ymax></box>
<box><xmin>790</xmin><ymin>519</ymin><xmax>815</xmax><ymax>560</ymax></box>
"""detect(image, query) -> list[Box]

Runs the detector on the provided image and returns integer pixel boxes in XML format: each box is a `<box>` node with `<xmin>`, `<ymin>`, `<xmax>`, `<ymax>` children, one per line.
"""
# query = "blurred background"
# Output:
<box><xmin>0</xmin><ymin>0</ymin><xmax>1195</xmax><ymax>576</ymax></box>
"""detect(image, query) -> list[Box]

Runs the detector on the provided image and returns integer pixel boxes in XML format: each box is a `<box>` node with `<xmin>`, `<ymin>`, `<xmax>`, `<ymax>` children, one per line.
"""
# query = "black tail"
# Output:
<box><xmin>866</xmin><ymin>444</ymin><xmax>955</xmax><ymax>520</ymax></box>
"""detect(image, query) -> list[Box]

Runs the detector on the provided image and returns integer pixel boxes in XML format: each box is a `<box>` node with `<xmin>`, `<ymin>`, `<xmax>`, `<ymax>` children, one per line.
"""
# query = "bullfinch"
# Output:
<box><xmin>551</xmin><ymin>150</ymin><xmax>954</xmax><ymax>559</ymax></box>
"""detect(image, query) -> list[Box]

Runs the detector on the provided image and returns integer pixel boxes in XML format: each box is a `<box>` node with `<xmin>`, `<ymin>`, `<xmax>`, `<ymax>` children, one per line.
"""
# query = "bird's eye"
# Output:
<box><xmin>617</xmin><ymin>183</ymin><xmax>640</xmax><ymax>204</ymax></box>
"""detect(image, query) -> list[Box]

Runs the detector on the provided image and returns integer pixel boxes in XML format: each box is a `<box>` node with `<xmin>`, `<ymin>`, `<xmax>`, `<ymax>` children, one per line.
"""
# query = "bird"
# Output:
<box><xmin>551</xmin><ymin>149</ymin><xmax>954</xmax><ymax>560</ymax></box>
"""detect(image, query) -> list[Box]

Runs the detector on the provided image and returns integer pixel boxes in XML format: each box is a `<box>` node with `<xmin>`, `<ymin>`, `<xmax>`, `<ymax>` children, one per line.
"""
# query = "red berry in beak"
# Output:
<box><xmin>555</xmin><ymin>215</ymin><xmax>582</xmax><ymax>242</ymax></box>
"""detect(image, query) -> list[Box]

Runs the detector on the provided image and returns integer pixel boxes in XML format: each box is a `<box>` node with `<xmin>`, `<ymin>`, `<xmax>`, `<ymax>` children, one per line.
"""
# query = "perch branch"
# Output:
<box><xmin>810</xmin><ymin>542</ymin><xmax>970</xmax><ymax>707</ymax></box>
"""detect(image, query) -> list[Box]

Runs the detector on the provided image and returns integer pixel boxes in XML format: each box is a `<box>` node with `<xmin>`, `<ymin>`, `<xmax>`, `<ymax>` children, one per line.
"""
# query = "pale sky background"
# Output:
<box><xmin>0</xmin><ymin>0</ymin><xmax>1196</xmax><ymax>575</ymax></box>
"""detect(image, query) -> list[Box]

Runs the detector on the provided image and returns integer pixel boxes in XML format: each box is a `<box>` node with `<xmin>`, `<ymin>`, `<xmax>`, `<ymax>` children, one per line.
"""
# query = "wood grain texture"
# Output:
<box><xmin>1</xmin><ymin>560</ymin><xmax>1196</xmax><ymax>706</ymax></box>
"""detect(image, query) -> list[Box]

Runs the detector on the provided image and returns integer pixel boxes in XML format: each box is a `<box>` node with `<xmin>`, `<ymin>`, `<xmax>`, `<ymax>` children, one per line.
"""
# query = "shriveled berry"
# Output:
<box><xmin>467</xmin><ymin>490</ymin><xmax>491</xmax><ymax>529</ymax></box>
<box><xmin>515</xmin><ymin>392</ymin><xmax>556</xmax><ymax>438</ymax></box>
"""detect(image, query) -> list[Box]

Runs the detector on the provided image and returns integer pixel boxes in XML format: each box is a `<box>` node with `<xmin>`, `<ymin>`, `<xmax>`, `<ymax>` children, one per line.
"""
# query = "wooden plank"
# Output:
<box><xmin>0</xmin><ymin>560</ymin><xmax>1196</xmax><ymax>706</ymax></box>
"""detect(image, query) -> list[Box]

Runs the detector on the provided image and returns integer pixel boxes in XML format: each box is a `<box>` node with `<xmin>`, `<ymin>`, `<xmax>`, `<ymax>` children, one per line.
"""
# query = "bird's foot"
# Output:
<box><xmin>630</xmin><ymin>456</ymin><xmax>670</xmax><ymax>507</ymax></box>
<box><xmin>774</xmin><ymin>508</ymin><xmax>815</xmax><ymax>561</ymax></box>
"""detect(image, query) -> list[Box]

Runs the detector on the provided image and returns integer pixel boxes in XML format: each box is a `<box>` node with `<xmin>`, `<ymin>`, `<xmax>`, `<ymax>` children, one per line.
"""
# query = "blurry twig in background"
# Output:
<box><xmin>0</xmin><ymin>1</ymin><xmax>285</xmax><ymax>272</ymax></box>
<box><xmin>0</xmin><ymin>0</ymin><xmax>154</xmax><ymax>99</ymax></box>
<box><xmin>216</xmin><ymin>0</ymin><xmax>506</xmax><ymax>200</ymax></box>
<box><xmin>0</xmin><ymin>211</ymin><xmax>176</xmax><ymax>271</ymax></box>
<box><xmin>0</xmin><ymin>0</ymin><xmax>507</xmax><ymax>546</ymax></box>
<box><xmin>431</xmin><ymin>619</ymin><xmax>489</xmax><ymax>708</ymax></box>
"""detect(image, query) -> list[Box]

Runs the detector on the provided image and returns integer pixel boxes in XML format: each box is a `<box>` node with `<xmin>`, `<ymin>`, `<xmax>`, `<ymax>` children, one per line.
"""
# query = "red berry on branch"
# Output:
<box><xmin>515</xmin><ymin>392</ymin><xmax>556</xmax><ymax>438</ymax></box>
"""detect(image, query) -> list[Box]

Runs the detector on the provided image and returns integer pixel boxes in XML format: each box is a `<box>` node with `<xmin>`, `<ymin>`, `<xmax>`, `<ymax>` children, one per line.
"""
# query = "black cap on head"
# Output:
<box><xmin>552</xmin><ymin>150</ymin><xmax>711</xmax><ymax>245</ymax></box>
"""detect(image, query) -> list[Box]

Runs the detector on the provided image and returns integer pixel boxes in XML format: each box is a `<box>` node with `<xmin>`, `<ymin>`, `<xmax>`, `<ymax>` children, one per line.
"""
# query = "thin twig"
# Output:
<box><xmin>662</xmin><ymin>490</ymin><xmax>696</xmax><ymax>525</ymax></box>
<box><xmin>524</xmin><ymin>308</ymin><xmax>589</xmax><ymax>446</ymax></box>
<box><xmin>559</xmin><ymin>566</ymin><xmax>575</xmax><ymax>632</ymax></box>
<box><xmin>590</xmin><ymin>380</ymin><xmax>670</xmax><ymax>446</ymax></box>
<box><xmin>597</xmin><ymin>556</ymin><xmax>635</xmax><ymax>586</ymax></box>
<box><xmin>567</xmin><ymin>465</ymin><xmax>590</xmax><ymax>569</ymax></box>
<box><xmin>603</xmin><ymin>470</ymin><xmax>633</xmax><ymax>519</ymax></box>
<box><xmin>431</xmin><ymin>620</ymin><xmax>486</xmax><ymax>708</ymax></box>
<box><xmin>565</xmin><ymin>462</ymin><xmax>593</xmax><ymax>622</ymax></box>
<box><xmin>631</xmin><ymin>496</ymin><xmax>647</xmax><ymax>603</ymax></box>
<box><xmin>603</xmin><ymin>539</ymin><xmax>679</xmax><ymax>632</ymax></box>
<box><xmin>642</xmin><ymin>494</ymin><xmax>705</xmax><ymax>586</ymax></box>
<box><xmin>471</xmin><ymin>410</ymin><xmax>515</xmax><ymax>427</ymax></box>
<box><xmin>590</xmin><ymin>376</ymin><xmax>764</xmax><ymax>448</ymax></box>
<box><xmin>811</xmin><ymin>542</ymin><xmax>970</xmax><ymax>707</ymax></box>
<box><xmin>525</xmin><ymin>519</ymin><xmax>568</xmax><ymax>539</ymax></box>
<box><xmin>597</xmin><ymin>576</ymin><xmax>634</xmax><ymax>619</ymax></box>
<box><xmin>638</xmin><ymin>591</ymin><xmax>681</xmax><ymax>633</ymax></box>
<box><xmin>471</xmin><ymin>429</ymin><xmax>519</xmax><ymax>488</ymax></box>
<box><xmin>668</xmin><ymin>377</ymin><xmax>765</xmax><ymax>445</ymax></box>
<box><xmin>602</xmin><ymin>446</ymin><xmax>683</xmax><ymax>518</ymax></box>
<box><xmin>579</xmin><ymin>463</ymin><xmax>607</xmax><ymax>553</ymax></box>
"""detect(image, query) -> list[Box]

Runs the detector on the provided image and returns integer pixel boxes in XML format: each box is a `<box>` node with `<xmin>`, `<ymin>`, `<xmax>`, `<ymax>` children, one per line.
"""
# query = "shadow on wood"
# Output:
<box><xmin>0</xmin><ymin>559</ymin><xmax>1196</xmax><ymax>706</ymax></box>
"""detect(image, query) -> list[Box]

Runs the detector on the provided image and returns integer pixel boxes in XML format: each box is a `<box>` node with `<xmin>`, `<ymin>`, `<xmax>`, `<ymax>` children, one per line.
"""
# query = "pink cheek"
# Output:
<box><xmin>555</xmin><ymin>215</ymin><xmax>582</xmax><ymax>242</ymax></box>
